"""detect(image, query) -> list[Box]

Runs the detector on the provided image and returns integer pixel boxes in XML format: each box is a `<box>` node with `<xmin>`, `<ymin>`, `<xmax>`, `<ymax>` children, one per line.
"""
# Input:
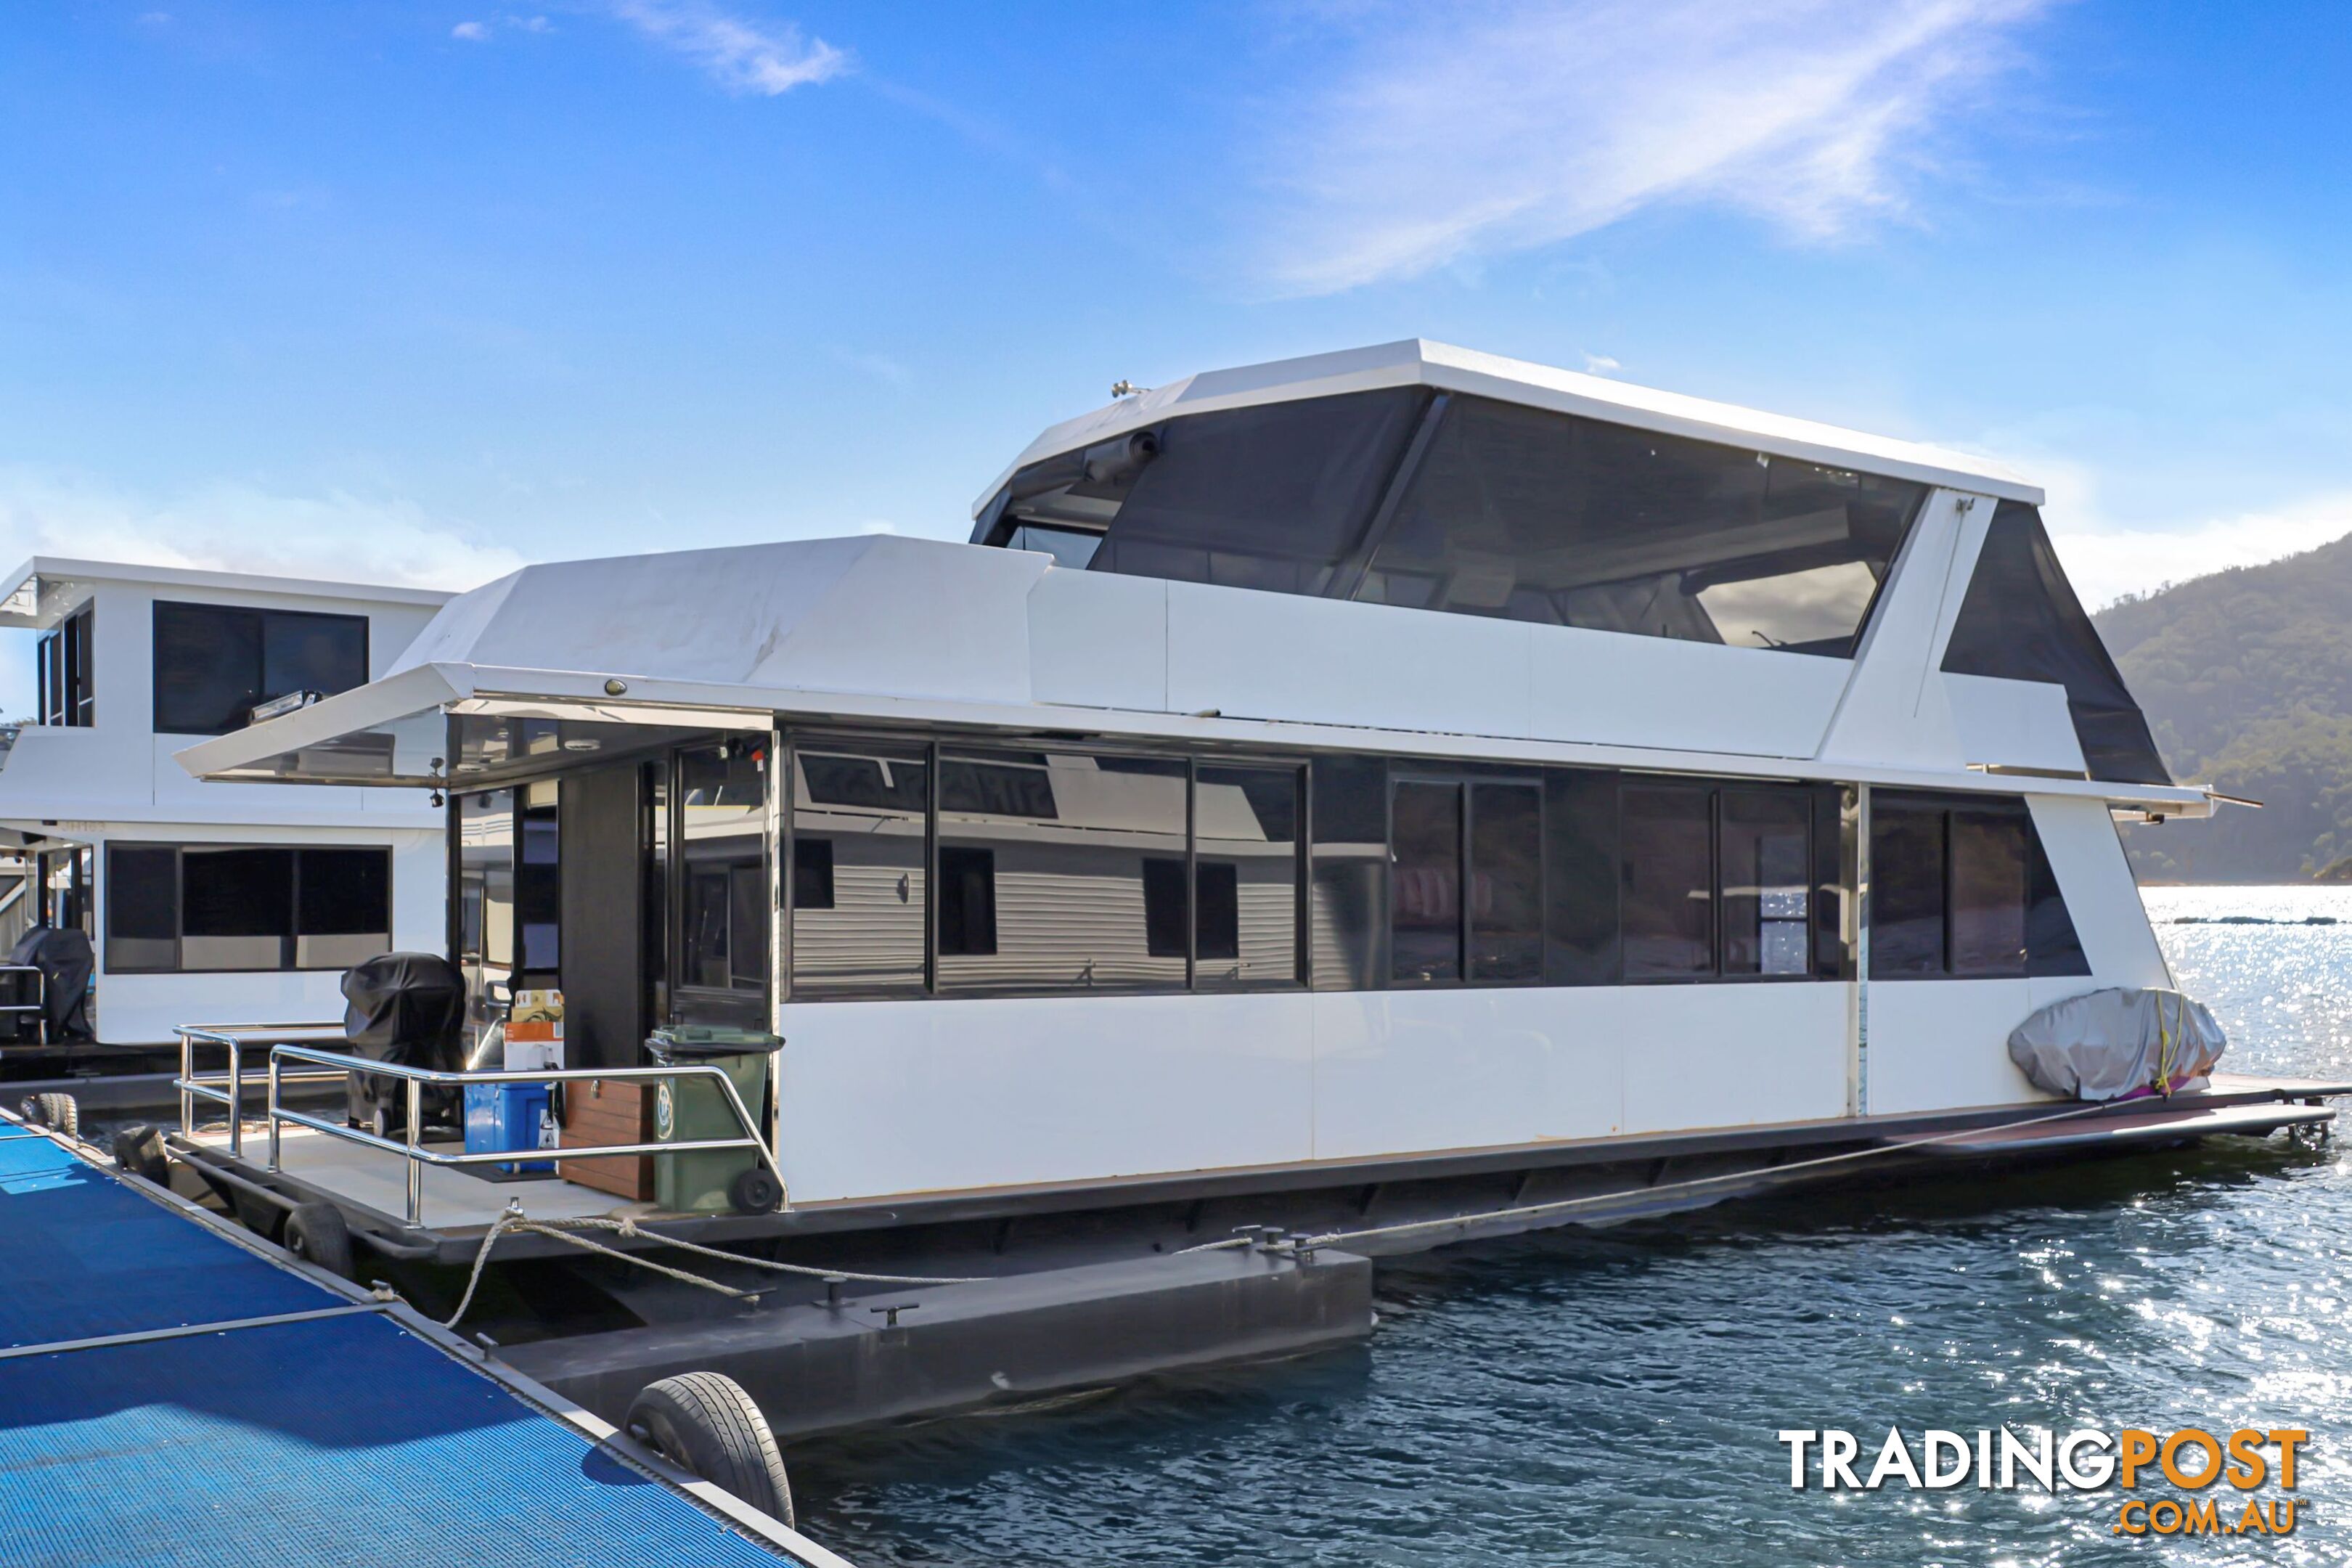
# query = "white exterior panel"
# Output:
<box><xmin>1867</xmin><ymin>979</ymin><xmax>2048</xmax><ymax>1114</ymax></box>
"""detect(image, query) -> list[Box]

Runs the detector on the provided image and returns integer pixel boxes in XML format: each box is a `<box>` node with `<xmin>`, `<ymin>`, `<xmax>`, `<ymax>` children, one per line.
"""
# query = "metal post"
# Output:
<box><xmin>266</xmin><ymin>1052</ymin><xmax>283</xmax><ymax>1174</ymax></box>
<box><xmin>1854</xmin><ymin>782</ymin><xmax>1872</xmax><ymax>1119</ymax></box>
<box><xmin>177</xmin><ymin>1029</ymin><xmax>192</xmax><ymax>1138</ymax></box>
<box><xmin>226</xmin><ymin>1040</ymin><xmax>243</xmax><ymax>1159</ymax></box>
<box><xmin>404</xmin><ymin>1076</ymin><xmax>424</xmax><ymax>1228</ymax></box>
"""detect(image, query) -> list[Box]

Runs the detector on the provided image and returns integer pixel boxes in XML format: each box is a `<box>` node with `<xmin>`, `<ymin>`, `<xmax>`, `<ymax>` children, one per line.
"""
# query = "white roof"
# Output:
<box><xmin>976</xmin><ymin>338</ymin><xmax>2043</xmax><ymax>516</ymax></box>
<box><xmin>0</xmin><ymin>555</ymin><xmax>453</xmax><ymax>630</ymax></box>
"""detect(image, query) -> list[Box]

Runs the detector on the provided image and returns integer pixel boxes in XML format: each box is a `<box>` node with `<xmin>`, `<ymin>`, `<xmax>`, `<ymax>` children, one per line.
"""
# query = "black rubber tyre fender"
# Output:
<box><xmin>283</xmin><ymin>1201</ymin><xmax>356</xmax><ymax>1280</ymax></box>
<box><xmin>111</xmin><ymin>1123</ymin><xmax>169</xmax><ymax>1186</ymax></box>
<box><xmin>727</xmin><ymin>1166</ymin><xmax>782</xmax><ymax>1215</ymax></box>
<box><xmin>626</xmin><ymin>1371</ymin><xmax>793</xmax><ymax>1528</ymax></box>
<box><xmin>30</xmin><ymin>1092</ymin><xmax>77</xmax><ymax>1138</ymax></box>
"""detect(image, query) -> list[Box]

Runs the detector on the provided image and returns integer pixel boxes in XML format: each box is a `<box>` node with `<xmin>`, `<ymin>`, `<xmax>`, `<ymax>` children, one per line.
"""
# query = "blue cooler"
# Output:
<box><xmin>463</xmin><ymin>1082</ymin><xmax>557</xmax><ymax>1175</ymax></box>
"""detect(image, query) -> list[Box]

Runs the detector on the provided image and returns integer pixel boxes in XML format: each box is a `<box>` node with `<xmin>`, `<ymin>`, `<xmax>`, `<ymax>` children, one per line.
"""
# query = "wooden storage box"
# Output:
<box><xmin>559</xmin><ymin>1077</ymin><xmax>653</xmax><ymax>1200</ymax></box>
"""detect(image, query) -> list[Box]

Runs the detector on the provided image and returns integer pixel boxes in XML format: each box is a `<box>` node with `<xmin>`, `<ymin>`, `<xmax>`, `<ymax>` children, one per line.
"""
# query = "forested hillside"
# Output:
<box><xmin>2091</xmin><ymin>533</ymin><xmax>2352</xmax><ymax>882</ymax></box>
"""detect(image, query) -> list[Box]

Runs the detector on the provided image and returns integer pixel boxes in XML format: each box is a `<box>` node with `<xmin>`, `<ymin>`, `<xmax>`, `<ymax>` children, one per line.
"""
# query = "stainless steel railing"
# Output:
<box><xmin>175</xmin><ymin>1024</ymin><xmax>788</xmax><ymax>1229</ymax></box>
<box><xmin>176</xmin><ymin>1023</ymin><xmax>353</xmax><ymax>1157</ymax></box>
<box><xmin>263</xmin><ymin>1044</ymin><xmax>785</xmax><ymax>1230</ymax></box>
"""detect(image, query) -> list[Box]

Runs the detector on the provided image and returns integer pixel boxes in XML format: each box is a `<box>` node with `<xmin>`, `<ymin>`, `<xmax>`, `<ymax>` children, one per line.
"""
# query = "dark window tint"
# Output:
<box><xmin>1357</xmin><ymin>396</ymin><xmax>1924</xmax><ymax>656</ymax></box>
<box><xmin>181</xmin><ymin>847</ymin><xmax>293</xmax><ymax>971</ymax></box>
<box><xmin>298</xmin><ymin>848</ymin><xmax>388</xmax><ymax>934</ymax></box>
<box><xmin>728</xmin><ymin>865</ymin><xmax>766</xmax><ymax>988</ymax></box>
<box><xmin>1469</xmin><ymin>783</ymin><xmax>1542</xmax><ymax>981</ymax></box>
<box><xmin>516</xmin><ymin>781</ymin><xmax>560</xmax><ymax>976</ymax></box>
<box><xmin>937</xmin><ymin>846</ymin><xmax>998</xmax><ymax>957</ymax></box>
<box><xmin>1870</xmin><ymin>801</ymin><xmax>1947</xmax><ymax>977</ymax></box>
<box><xmin>1310</xmin><ymin>755</ymin><xmax>1388</xmax><ymax>991</ymax></box>
<box><xmin>1055</xmin><ymin>391</ymin><xmax>1425</xmax><ymax>596</ymax></box>
<box><xmin>1389</xmin><ymin>780</ymin><xmax>1462</xmax><ymax>984</ymax></box>
<box><xmin>1621</xmin><ymin>783</ymin><xmax>1712</xmax><ymax>979</ymax></box>
<box><xmin>1950</xmin><ymin>811</ymin><xmax>2028</xmax><ymax>976</ymax></box>
<box><xmin>1720</xmin><ymin>790</ymin><xmax>1811</xmax><ymax>976</ymax></box>
<box><xmin>936</xmin><ymin>752</ymin><xmax>1186</xmax><ymax>991</ymax></box>
<box><xmin>1543</xmin><ymin>769</ymin><xmax>1620</xmax><ymax>985</ymax></box>
<box><xmin>1198</xmin><ymin>764</ymin><xmax>1301</xmax><ymax>988</ymax></box>
<box><xmin>1142</xmin><ymin>858</ymin><xmax>1188</xmax><ymax>958</ymax></box>
<box><xmin>792</xmin><ymin>836</ymin><xmax>836</xmax><ymax>910</ymax></box>
<box><xmin>1941</xmin><ymin>502</ymin><xmax>2168</xmax><ymax>785</ymax></box>
<box><xmin>38</xmin><ymin>606</ymin><xmax>93</xmax><ymax>727</ymax></box>
<box><xmin>790</xmin><ymin>743</ymin><xmax>925</xmax><ymax>998</ymax></box>
<box><xmin>153</xmin><ymin>602</ymin><xmax>367</xmax><ymax>735</ymax></box>
<box><xmin>105</xmin><ymin>846</ymin><xmax>177</xmax><ymax>971</ymax></box>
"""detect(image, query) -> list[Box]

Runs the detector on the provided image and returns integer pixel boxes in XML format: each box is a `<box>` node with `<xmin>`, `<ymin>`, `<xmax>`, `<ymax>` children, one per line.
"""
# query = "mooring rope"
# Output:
<box><xmin>444</xmin><ymin>1204</ymin><xmax>982</xmax><ymax>1328</ymax></box>
<box><xmin>1286</xmin><ymin>1098</ymin><xmax>2133</xmax><ymax>1254</ymax></box>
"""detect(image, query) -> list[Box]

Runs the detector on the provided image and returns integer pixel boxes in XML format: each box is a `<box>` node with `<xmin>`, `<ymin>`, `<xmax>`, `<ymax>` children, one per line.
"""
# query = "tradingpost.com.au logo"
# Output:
<box><xmin>1779</xmin><ymin>1426</ymin><xmax>2308</xmax><ymax>1538</ymax></box>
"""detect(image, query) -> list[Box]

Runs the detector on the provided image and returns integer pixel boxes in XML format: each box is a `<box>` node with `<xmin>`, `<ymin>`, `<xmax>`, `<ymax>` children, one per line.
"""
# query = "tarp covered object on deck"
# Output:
<box><xmin>340</xmin><ymin>951</ymin><xmax>467</xmax><ymax>1131</ymax></box>
<box><xmin>2007</xmin><ymin>986</ymin><xmax>2226</xmax><ymax>1101</ymax></box>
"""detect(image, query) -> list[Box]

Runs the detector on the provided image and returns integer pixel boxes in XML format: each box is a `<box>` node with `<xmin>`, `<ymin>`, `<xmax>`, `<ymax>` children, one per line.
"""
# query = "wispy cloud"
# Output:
<box><xmin>1252</xmin><ymin>0</ymin><xmax>2048</xmax><ymax>295</ymax></box>
<box><xmin>602</xmin><ymin>0</ymin><xmax>848</xmax><ymax>96</ymax></box>
<box><xmin>452</xmin><ymin>20</ymin><xmax>491</xmax><ymax>41</ymax></box>
<box><xmin>0</xmin><ymin>468</ymin><xmax>522</xmax><ymax>594</ymax></box>
<box><xmin>2041</xmin><ymin>486</ymin><xmax>2352</xmax><ymax>610</ymax></box>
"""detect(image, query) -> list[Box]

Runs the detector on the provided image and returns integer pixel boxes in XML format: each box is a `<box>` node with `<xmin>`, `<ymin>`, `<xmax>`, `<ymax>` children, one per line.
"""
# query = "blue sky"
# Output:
<box><xmin>2</xmin><ymin>1</ymin><xmax>2350</xmax><ymax>712</ymax></box>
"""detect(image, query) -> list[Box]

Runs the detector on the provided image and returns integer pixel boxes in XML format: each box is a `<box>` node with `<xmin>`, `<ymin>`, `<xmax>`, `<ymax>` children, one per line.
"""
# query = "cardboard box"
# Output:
<box><xmin>558</xmin><ymin>1077</ymin><xmax>652</xmax><ymax>1199</ymax></box>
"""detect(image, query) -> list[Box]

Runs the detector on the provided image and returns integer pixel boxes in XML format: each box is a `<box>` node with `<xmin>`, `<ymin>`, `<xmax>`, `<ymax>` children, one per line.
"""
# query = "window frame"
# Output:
<box><xmin>1384</xmin><ymin>767</ymin><xmax>1549</xmax><ymax>990</ymax></box>
<box><xmin>37</xmin><ymin>605</ymin><xmax>94</xmax><ymax>727</ymax></box>
<box><xmin>1619</xmin><ymin>775</ymin><xmax>1823</xmax><ymax>986</ymax></box>
<box><xmin>1868</xmin><ymin>791</ymin><xmax>2082</xmax><ymax>981</ymax></box>
<box><xmin>102</xmin><ymin>841</ymin><xmax>394</xmax><ymax>975</ymax></box>
<box><xmin>150</xmin><ymin>600</ymin><xmax>371</xmax><ymax>738</ymax></box>
<box><xmin>780</xmin><ymin>731</ymin><xmax>1310</xmax><ymax>1003</ymax></box>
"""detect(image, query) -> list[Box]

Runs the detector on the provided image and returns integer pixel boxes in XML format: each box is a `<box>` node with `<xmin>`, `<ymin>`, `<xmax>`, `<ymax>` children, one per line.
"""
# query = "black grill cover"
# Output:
<box><xmin>340</xmin><ymin>951</ymin><xmax>465</xmax><ymax>1066</ymax></box>
<box><xmin>7</xmin><ymin>927</ymin><xmax>94</xmax><ymax>1042</ymax></box>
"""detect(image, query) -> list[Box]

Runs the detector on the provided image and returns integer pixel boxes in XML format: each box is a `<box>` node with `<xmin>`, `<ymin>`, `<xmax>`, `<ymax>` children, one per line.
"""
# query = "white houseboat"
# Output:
<box><xmin>0</xmin><ymin>559</ymin><xmax>450</xmax><ymax>1054</ymax></box>
<box><xmin>158</xmin><ymin>339</ymin><xmax>2343</xmax><ymax>1440</ymax></box>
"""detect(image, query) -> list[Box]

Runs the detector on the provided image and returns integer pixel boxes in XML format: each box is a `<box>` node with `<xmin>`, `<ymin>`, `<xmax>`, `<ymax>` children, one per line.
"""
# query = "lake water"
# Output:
<box><xmin>789</xmin><ymin>886</ymin><xmax>2352</xmax><ymax>1565</ymax></box>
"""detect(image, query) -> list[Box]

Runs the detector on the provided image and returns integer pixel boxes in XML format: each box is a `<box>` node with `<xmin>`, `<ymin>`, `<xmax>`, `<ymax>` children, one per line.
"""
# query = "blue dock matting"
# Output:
<box><xmin>0</xmin><ymin>1124</ymin><xmax>805</xmax><ymax>1567</ymax></box>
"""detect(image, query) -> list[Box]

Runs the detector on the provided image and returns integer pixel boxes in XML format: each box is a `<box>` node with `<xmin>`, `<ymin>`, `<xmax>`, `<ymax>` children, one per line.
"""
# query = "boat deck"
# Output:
<box><xmin>0</xmin><ymin>1116</ymin><xmax>850</xmax><ymax>1568</ymax></box>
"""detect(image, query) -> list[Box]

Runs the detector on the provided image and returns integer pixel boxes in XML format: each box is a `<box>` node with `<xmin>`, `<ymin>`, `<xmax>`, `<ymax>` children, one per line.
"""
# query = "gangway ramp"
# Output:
<box><xmin>0</xmin><ymin>1116</ymin><xmax>854</xmax><ymax>1568</ymax></box>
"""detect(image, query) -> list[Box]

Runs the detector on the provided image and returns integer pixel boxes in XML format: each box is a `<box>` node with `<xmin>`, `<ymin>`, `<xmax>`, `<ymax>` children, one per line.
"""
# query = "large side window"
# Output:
<box><xmin>1387</xmin><ymin>774</ymin><xmax>1544</xmax><ymax>987</ymax></box>
<box><xmin>935</xmin><ymin>751</ymin><xmax>1188</xmax><ymax>994</ymax></box>
<box><xmin>1195</xmin><ymin>764</ymin><xmax>1302</xmax><ymax>989</ymax></box>
<box><xmin>1870</xmin><ymin>792</ymin><xmax>2087</xmax><ymax>979</ymax></box>
<box><xmin>153</xmin><ymin>601</ymin><xmax>369</xmax><ymax>736</ymax></box>
<box><xmin>788</xmin><ymin>743</ymin><xmax>928</xmax><ymax>999</ymax></box>
<box><xmin>1620</xmin><ymin>782</ymin><xmax>1714</xmax><ymax>980</ymax></box>
<box><xmin>675</xmin><ymin>745</ymin><xmax>767</xmax><ymax>1020</ymax></box>
<box><xmin>1720</xmin><ymin>789</ymin><xmax>1811</xmax><ymax>976</ymax></box>
<box><xmin>1355</xmin><ymin>396</ymin><xmax>1924</xmax><ymax>656</ymax></box>
<box><xmin>36</xmin><ymin>605</ymin><xmax>94</xmax><ymax>727</ymax></box>
<box><xmin>105</xmin><ymin>844</ymin><xmax>391</xmax><ymax>973</ymax></box>
<box><xmin>1310</xmin><ymin>755</ymin><xmax>1389</xmax><ymax>992</ymax></box>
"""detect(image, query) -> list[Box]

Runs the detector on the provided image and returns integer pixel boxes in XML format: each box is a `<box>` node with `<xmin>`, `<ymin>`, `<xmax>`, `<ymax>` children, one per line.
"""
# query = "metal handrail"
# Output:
<box><xmin>263</xmin><ymin>1042</ymin><xmax>785</xmax><ymax>1230</ymax></box>
<box><xmin>176</xmin><ymin>1023</ymin><xmax>351</xmax><ymax>1158</ymax></box>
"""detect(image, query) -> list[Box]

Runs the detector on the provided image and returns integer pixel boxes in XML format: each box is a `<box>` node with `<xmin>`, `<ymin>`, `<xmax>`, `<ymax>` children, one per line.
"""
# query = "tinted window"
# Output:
<box><xmin>152</xmin><ymin>602</ymin><xmax>368</xmax><ymax>735</ymax></box>
<box><xmin>154</xmin><ymin>603</ymin><xmax>264</xmax><ymax>736</ymax></box>
<box><xmin>790</xmin><ymin>743</ymin><xmax>926</xmax><ymax>998</ymax></box>
<box><xmin>517</xmin><ymin>780</ymin><xmax>561</xmax><ymax>976</ymax></box>
<box><xmin>1142</xmin><ymin>858</ymin><xmax>1189</xmax><ymax>958</ymax></box>
<box><xmin>1310</xmin><ymin>755</ymin><xmax>1388</xmax><ymax>991</ymax></box>
<box><xmin>1941</xmin><ymin>502</ymin><xmax>2168</xmax><ymax>785</ymax></box>
<box><xmin>1720</xmin><ymin>789</ymin><xmax>1810</xmax><ymax>976</ymax></box>
<box><xmin>1873</xmin><ymin>791</ymin><xmax>2078</xmax><ymax>980</ymax></box>
<box><xmin>1470</xmin><ymin>782</ymin><xmax>1542</xmax><ymax>981</ymax></box>
<box><xmin>295</xmin><ymin>846</ymin><xmax>392</xmax><ymax>970</ymax></box>
<box><xmin>1389</xmin><ymin>780</ymin><xmax>1462</xmax><ymax>984</ymax></box>
<box><xmin>1197</xmin><ymin>764</ymin><xmax>1301</xmax><ymax>988</ymax></box>
<box><xmin>105</xmin><ymin>846</ymin><xmax>177</xmax><ymax>971</ymax></box>
<box><xmin>1950</xmin><ymin>810</ymin><xmax>2028</xmax><ymax>976</ymax></box>
<box><xmin>677</xmin><ymin>746</ymin><xmax>765</xmax><ymax>1009</ymax></box>
<box><xmin>1357</xmin><ymin>396</ymin><xmax>1923</xmax><ymax>656</ymax></box>
<box><xmin>1543</xmin><ymin>768</ymin><xmax>1620</xmax><ymax>985</ymax></box>
<box><xmin>1621</xmin><ymin>783</ymin><xmax>1712</xmax><ymax>979</ymax></box>
<box><xmin>1870</xmin><ymin>801</ymin><xmax>1946</xmax><ymax>977</ymax></box>
<box><xmin>181</xmin><ymin>847</ymin><xmax>293</xmax><ymax>971</ymax></box>
<box><xmin>38</xmin><ymin>607</ymin><xmax>93</xmax><ymax>727</ymax></box>
<box><xmin>1052</xmin><ymin>391</ymin><xmax>1424</xmax><ymax>596</ymax></box>
<box><xmin>936</xmin><ymin>751</ymin><xmax>1188</xmax><ymax>992</ymax></box>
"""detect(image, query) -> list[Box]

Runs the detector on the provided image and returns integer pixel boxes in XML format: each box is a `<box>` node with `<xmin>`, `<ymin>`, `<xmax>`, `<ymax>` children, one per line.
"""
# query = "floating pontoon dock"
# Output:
<box><xmin>0</xmin><ymin>1112</ymin><xmax>854</xmax><ymax>1568</ymax></box>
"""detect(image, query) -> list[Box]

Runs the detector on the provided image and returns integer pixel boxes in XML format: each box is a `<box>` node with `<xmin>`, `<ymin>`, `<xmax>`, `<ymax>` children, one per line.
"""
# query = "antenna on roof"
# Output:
<box><xmin>1110</xmin><ymin>380</ymin><xmax>1148</xmax><ymax>399</ymax></box>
